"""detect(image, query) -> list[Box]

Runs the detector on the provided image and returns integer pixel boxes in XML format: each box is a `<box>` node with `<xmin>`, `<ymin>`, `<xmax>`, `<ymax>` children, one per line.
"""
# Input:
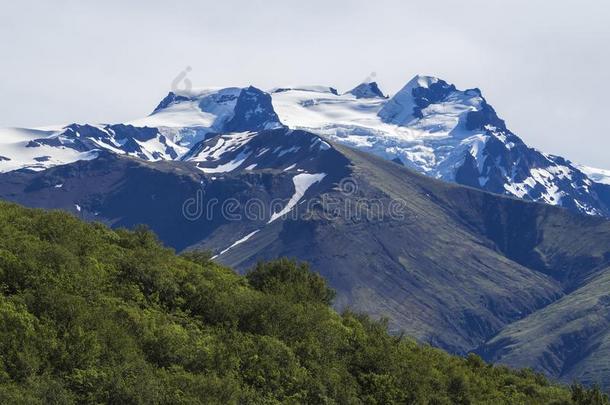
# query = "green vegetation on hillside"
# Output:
<box><xmin>0</xmin><ymin>201</ymin><xmax>606</xmax><ymax>404</ymax></box>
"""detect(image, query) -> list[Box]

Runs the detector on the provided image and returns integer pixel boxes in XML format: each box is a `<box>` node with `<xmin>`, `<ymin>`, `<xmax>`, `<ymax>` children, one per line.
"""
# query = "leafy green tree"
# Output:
<box><xmin>0</xmin><ymin>201</ymin><xmax>604</xmax><ymax>404</ymax></box>
<box><xmin>246</xmin><ymin>258</ymin><xmax>335</xmax><ymax>305</ymax></box>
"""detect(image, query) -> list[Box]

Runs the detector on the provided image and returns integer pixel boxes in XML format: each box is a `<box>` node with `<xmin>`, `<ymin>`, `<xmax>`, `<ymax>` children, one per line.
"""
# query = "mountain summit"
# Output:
<box><xmin>1</xmin><ymin>75</ymin><xmax>609</xmax><ymax>217</ymax></box>
<box><xmin>272</xmin><ymin>75</ymin><xmax>610</xmax><ymax>217</ymax></box>
<box><xmin>345</xmin><ymin>82</ymin><xmax>386</xmax><ymax>99</ymax></box>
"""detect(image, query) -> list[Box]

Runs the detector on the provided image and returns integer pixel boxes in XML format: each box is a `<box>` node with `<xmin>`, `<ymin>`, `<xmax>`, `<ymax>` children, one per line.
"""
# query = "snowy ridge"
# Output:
<box><xmin>577</xmin><ymin>165</ymin><xmax>610</xmax><ymax>186</ymax></box>
<box><xmin>270</xmin><ymin>77</ymin><xmax>488</xmax><ymax>180</ymax></box>
<box><xmin>0</xmin><ymin>127</ymin><xmax>99</xmax><ymax>172</ymax></box>
<box><xmin>131</xmin><ymin>86</ymin><xmax>283</xmax><ymax>146</ymax></box>
<box><xmin>0</xmin><ymin>123</ymin><xmax>188</xmax><ymax>172</ymax></box>
<box><xmin>270</xmin><ymin>77</ymin><xmax>610</xmax><ymax>217</ymax></box>
<box><xmin>2</xmin><ymin>75</ymin><xmax>609</xmax><ymax>217</ymax></box>
<box><xmin>183</xmin><ymin>128</ymin><xmax>338</xmax><ymax>175</ymax></box>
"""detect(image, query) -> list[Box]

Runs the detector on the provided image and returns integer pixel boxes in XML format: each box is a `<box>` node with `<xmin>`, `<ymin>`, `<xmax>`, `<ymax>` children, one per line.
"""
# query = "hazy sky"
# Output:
<box><xmin>1</xmin><ymin>0</ymin><xmax>608</xmax><ymax>168</ymax></box>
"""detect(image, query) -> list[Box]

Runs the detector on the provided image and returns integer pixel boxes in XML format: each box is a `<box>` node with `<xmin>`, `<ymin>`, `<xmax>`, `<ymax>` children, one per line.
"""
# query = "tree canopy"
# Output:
<box><xmin>0</xmin><ymin>201</ymin><xmax>605</xmax><ymax>404</ymax></box>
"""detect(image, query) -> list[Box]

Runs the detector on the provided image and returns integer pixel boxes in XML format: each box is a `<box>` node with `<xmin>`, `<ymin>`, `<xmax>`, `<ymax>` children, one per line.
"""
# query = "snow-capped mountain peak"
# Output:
<box><xmin>270</xmin><ymin>75</ymin><xmax>610</xmax><ymax>217</ymax></box>
<box><xmin>412</xmin><ymin>74</ymin><xmax>441</xmax><ymax>88</ymax></box>
<box><xmin>345</xmin><ymin>82</ymin><xmax>387</xmax><ymax>99</ymax></box>
<box><xmin>151</xmin><ymin>91</ymin><xmax>191</xmax><ymax>114</ymax></box>
<box><xmin>1</xmin><ymin>75</ymin><xmax>609</xmax><ymax>218</ymax></box>
<box><xmin>379</xmin><ymin>75</ymin><xmax>465</xmax><ymax>126</ymax></box>
<box><xmin>130</xmin><ymin>86</ymin><xmax>284</xmax><ymax>146</ymax></box>
<box><xmin>223</xmin><ymin>86</ymin><xmax>284</xmax><ymax>132</ymax></box>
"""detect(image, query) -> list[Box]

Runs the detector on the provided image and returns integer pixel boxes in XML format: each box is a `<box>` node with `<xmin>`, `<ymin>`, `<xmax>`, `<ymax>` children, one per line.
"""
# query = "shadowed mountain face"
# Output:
<box><xmin>2</xmin><ymin>130</ymin><xmax>610</xmax><ymax>387</ymax></box>
<box><xmin>478</xmin><ymin>266</ymin><xmax>610</xmax><ymax>389</ymax></box>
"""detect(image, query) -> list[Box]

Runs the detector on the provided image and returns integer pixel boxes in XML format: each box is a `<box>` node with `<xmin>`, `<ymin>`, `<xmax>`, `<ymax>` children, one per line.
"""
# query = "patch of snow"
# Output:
<box><xmin>197</xmin><ymin>150</ymin><xmax>250</xmax><ymax>173</ymax></box>
<box><xmin>187</xmin><ymin>132</ymin><xmax>256</xmax><ymax>162</ymax></box>
<box><xmin>268</xmin><ymin>172</ymin><xmax>326</xmax><ymax>223</ymax></box>
<box><xmin>256</xmin><ymin>147</ymin><xmax>270</xmax><ymax>157</ymax></box>
<box><xmin>214</xmin><ymin>229</ymin><xmax>260</xmax><ymax>258</ymax></box>
<box><xmin>503</xmin><ymin>167</ymin><xmax>566</xmax><ymax>205</ymax></box>
<box><xmin>277</xmin><ymin>146</ymin><xmax>301</xmax><ymax>157</ymax></box>
<box><xmin>136</xmin><ymin>135</ymin><xmax>188</xmax><ymax>161</ymax></box>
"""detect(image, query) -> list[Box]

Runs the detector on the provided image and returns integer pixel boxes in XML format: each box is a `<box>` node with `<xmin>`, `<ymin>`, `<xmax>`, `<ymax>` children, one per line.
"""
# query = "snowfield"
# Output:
<box><xmin>577</xmin><ymin>164</ymin><xmax>610</xmax><ymax>185</ymax></box>
<box><xmin>0</xmin><ymin>127</ymin><xmax>100</xmax><ymax>172</ymax></box>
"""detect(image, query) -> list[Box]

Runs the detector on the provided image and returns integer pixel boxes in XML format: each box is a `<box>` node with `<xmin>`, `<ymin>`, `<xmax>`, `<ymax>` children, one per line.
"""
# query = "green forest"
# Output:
<box><xmin>0</xmin><ymin>201</ymin><xmax>606</xmax><ymax>404</ymax></box>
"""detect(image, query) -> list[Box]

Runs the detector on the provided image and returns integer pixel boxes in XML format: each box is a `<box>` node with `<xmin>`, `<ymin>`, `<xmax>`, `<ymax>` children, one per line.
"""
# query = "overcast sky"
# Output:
<box><xmin>1</xmin><ymin>0</ymin><xmax>608</xmax><ymax>168</ymax></box>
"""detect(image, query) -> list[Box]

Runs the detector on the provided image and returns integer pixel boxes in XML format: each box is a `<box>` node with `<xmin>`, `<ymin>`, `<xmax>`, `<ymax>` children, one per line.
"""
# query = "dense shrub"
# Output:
<box><xmin>0</xmin><ymin>201</ymin><xmax>605</xmax><ymax>404</ymax></box>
